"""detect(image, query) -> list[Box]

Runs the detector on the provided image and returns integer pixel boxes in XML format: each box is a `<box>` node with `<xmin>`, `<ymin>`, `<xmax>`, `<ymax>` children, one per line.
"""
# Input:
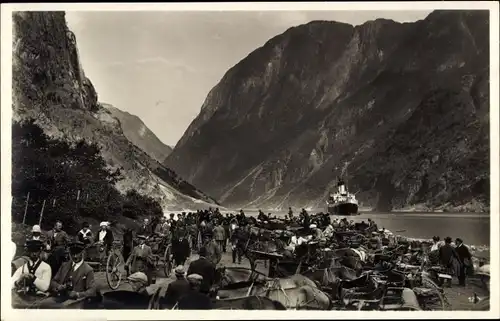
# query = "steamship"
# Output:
<box><xmin>326</xmin><ymin>177</ymin><xmax>359</xmax><ymax>216</ymax></box>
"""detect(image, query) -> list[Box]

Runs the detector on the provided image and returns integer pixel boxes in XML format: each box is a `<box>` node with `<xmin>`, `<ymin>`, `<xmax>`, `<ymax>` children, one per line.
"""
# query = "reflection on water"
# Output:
<box><xmin>239</xmin><ymin>210</ymin><xmax>491</xmax><ymax>246</ymax></box>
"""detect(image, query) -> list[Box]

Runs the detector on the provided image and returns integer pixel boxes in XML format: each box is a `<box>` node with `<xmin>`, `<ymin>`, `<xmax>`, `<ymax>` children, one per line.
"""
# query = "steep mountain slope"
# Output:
<box><xmin>165</xmin><ymin>10</ymin><xmax>490</xmax><ymax>212</ymax></box>
<box><xmin>103</xmin><ymin>103</ymin><xmax>173</xmax><ymax>163</ymax></box>
<box><xmin>12</xmin><ymin>11</ymin><xmax>219</xmax><ymax>212</ymax></box>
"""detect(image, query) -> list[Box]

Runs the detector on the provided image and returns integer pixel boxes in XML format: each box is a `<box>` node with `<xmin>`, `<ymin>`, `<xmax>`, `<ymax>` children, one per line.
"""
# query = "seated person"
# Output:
<box><xmin>177</xmin><ymin>274</ymin><xmax>213</xmax><ymax>310</ymax></box>
<box><xmin>12</xmin><ymin>240</ymin><xmax>52</xmax><ymax>296</ymax></box>
<box><xmin>50</xmin><ymin>241</ymin><xmax>97</xmax><ymax>301</ymax></box>
<box><xmin>125</xmin><ymin>235</ymin><xmax>154</xmax><ymax>285</ymax></box>
<box><xmin>126</xmin><ymin>272</ymin><xmax>151</xmax><ymax>295</ymax></box>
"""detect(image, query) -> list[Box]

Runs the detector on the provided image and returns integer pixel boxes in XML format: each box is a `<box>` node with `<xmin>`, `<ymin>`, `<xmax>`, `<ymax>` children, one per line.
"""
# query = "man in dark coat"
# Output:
<box><xmin>162</xmin><ymin>265</ymin><xmax>191</xmax><ymax>308</ymax></box>
<box><xmin>455</xmin><ymin>238</ymin><xmax>473</xmax><ymax>286</ymax></box>
<box><xmin>177</xmin><ymin>274</ymin><xmax>213</xmax><ymax>310</ymax></box>
<box><xmin>439</xmin><ymin>236</ymin><xmax>460</xmax><ymax>286</ymax></box>
<box><xmin>187</xmin><ymin>247</ymin><xmax>216</xmax><ymax>294</ymax></box>
<box><xmin>172</xmin><ymin>234</ymin><xmax>191</xmax><ymax>267</ymax></box>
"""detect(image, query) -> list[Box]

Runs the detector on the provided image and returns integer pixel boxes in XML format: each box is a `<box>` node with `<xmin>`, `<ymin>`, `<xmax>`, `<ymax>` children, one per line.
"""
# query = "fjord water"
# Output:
<box><xmin>239</xmin><ymin>210</ymin><xmax>490</xmax><ymax>247</ymax></box>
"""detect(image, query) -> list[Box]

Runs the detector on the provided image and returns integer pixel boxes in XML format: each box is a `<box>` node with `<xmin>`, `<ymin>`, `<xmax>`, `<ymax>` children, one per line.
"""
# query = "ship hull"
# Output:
<box><xmin>327</xmin><ymin>202</ymin><xmax>359</xmax><ymax>216</ymax></box>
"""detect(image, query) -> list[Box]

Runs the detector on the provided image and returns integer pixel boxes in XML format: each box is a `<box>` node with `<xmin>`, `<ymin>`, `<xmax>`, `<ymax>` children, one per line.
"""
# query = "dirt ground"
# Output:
<box><xmin>93</xmin><ymin>249</ymin><xmax>488</xmax><ymax>311</ymax></box>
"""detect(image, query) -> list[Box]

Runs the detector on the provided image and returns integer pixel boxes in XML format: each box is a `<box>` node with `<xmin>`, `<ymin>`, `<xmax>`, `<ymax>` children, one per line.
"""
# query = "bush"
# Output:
<box><xmin>11</xmin><ymin>119</ymin><xmax>163</xmax><ymax>234</ymax></box>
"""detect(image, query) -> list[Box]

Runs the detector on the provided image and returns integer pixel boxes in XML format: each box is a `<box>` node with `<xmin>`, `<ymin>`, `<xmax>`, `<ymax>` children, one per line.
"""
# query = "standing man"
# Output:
<box><xmin>12</xmin><ymin>240</ymin><xmax>52</xmax><ymax>295</ymax></box>
<box><xmin>50</xmin><ymin>241</ymin><xmax>96</xmax><ymax>302</ymax></box>
<box><xmin>213</xmin><ymin>221</ymin><xmax>226</xmax><ymax>253</ymax></box>
<box><xmin>162</xmin><ymin>266</ymin><xmax>191</xmax><ymax>308</ymax></box>
<box><xmin>203</xmin><ymin>232</ymin><xmax>221</xmax><ymax>266</ymax></box>
<box><xmin>172</xmin><ymin>232</ymin><xmax>191</xmax><ymax>267</ymax></box>
<box><xmin>126</xmin><ymin>235</ymin><xmax>154</xmax><ymax>285</ymax></box>
<box><xmin>455</xmin><ymin>238</ymin><xmax>473</xmax><ymax>287</ymax></box>
<box><xmin>46</xmin><ymin>221</ymin><xmax>70</xmax><ymax>276</ymax></box>
<box><xmin>230</xmin><ymin>223</ymin><xmax>248</xmax><ymax>265</ymax></box>
<box><xmin>439</xmin><ymin>236</ymin><xmax>460</xmax><ymax>287</ymax></box>
<box><xmin>222</xmin><ymin>217</ymin><xmax>230</xmax><ymax>253</ymax></box>
<box><xmin>187</xmin><ymin>247</ymin><xmax>217</xmax><ymax>295</ymax></box>
<box><xmin>177</xmin><ymin>274</ymin><xmax>213</xmax><ymax>310</ymax></box>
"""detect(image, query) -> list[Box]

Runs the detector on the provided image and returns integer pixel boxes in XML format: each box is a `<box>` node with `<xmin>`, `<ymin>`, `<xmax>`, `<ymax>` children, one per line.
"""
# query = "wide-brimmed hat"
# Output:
<box><xmin>100</xmin><ymin>221</ymin><xmax>108</xmax><ymax>227</ymax></box>
<box><xmin>137</xmin><ymin>235</ymin><xmax>147</xmax><ymax>240</ymax></box>
<box><xmin>309</xmin><ymin>224</ymin><xmax>317</xmax><ymax>229</ymax></box>
<box><xmin>69</xmin><ymin>241</ymin><xmax>86</xmax><ymax>255</ymax></box>
<box><xmin>32</xmin><ymin>225</ymin><xmax>41</xmax><ymax>233</ymax></box>
<box><xmin>25</xmin><ymin>239</ymin><xmax>44</xmax><ymax>252</ymax></box>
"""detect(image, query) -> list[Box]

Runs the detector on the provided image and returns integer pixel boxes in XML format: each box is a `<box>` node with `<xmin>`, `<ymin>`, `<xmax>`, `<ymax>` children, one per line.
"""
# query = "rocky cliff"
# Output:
<box><xmin>103</xmin><ymin>103</ymin><xmax>173</xmax><ymax>163</ymax></box>
<box><xmin>165</xmin><ymin>10</ymin><xmax>490</xmax><ymax>212</ymax></box>
<box><xmin>12</xmin><ymin>11</ymin><xmax>218</xmax><ymax>212</ymax></box>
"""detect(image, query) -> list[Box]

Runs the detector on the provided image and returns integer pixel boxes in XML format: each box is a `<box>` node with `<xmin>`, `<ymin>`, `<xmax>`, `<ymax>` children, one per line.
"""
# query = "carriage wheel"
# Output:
<box><xmin>106</xmin><ymin>251</ymin><xmax>122</xmax><ymax>290</ymax></box>
<box><xmin>163</xmin><ymin>244</ymin><xmax>172</xmax><ymax>277</ymax></box>
<box><xmin>417</xmin><ymin>275</ymin><xmax>448</xmax><ymax>310</ymax></box>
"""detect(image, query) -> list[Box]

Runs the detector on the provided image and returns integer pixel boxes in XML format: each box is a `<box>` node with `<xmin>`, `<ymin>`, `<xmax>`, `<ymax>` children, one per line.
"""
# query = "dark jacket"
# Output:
<box><xmin>172</xmin><ymin>238</ymin><xmax>191</xmax><ymax>261</ymax></box>
<box><xmin>50</xmin><ymin>261</ymin><xmax>96</xmax><ymax>299</ymax></box>
<box><xmin>187</xmin><ymin>257</ymin><xmax>216</xmax><ymax>293</ymax></box>
<box><xmin>177</xmin><ymin>290</ymin><xmax>213</xmax><ymax>310</ymax></box>
<box><xmin>439</xmin><ymin>243</ymin><xmax>459</xmax><ymax>266</ymax></box>
<box><xmin>162</xmin><ymin>278</ymin><xmax>191</xmax><ymax>307</ymax></box>
<box><xmin>94</xmin><ymin>229</ymin><xmax>114</xmax><ymax>249</ymax></box>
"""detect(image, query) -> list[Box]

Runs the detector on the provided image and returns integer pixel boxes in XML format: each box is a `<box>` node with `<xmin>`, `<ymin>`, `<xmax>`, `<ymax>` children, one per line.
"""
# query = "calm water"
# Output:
<box><xmin>233</xmin><ymin>210</ymin><xmax>491</xmax><ymax>247</ymax></box>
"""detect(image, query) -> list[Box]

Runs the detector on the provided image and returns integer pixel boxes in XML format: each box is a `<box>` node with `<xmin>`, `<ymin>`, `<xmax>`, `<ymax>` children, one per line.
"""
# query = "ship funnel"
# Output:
<box><xmin>337</xmin><ymin>180</ymin><xmax>346</xmax><ymax>194</ymax></box>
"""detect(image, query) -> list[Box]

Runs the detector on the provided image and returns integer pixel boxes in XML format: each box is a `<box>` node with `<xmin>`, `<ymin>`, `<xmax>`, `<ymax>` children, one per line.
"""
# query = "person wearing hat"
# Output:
<box><xmin>455</xmin><ymin>238</ymin><xmax>473</xmax><ymax>286</ymax></box>
<box><xmin>213</xmin><ymin>221</ymin><xmax>226</xmax><ymax>253</ymax></box>
<box><xmin>77</xmin><ymin>222</ymin><xmax>94</xmax><ymax>247</ymax></box>
<box><xmin>50</xmin><ymin>241</ymin><xmax>96</xmax><ymax>301</ymax></box>
<box><xmin>28</xmin><ymin>224</ymin><xmax>50</xmax><ymax>260</ymax></box>
<box><xmin>177</xmin><ymin>274</ymin><xmax>213</xmax><ymax>310</ymax></box>
<box><xmin>46</xmin><ymin>221</ymin><xmax>70</xmax><ymax>275</ymax></box>
<box><xmin>162</xmin><ymin>265</ymin><xmax>191</xmax><ymax>308</ymax></box>
<box><xmin>187</xmin><ymin>247</ymin><xmax>217</xmax><ymax>295</ymax></box>
<box><xmin>95</xmin><ymin>221</ymin><xmax>114</xmax><ymax>255</ymax></box>
<box><xmin>202</xmin><ymin>230</ymin><xmax>221</xmax><ymax>266</ymax></box>
<box><xmin>438</xmin><ymin>236</ymin><xmax>460</xmax><ymax>287</ymax></box>
<box><xmin>125</xmin><ymin>235</ymin><xmax>154</xmax><ymax>285</ymax></box>
<box><xmin>12</xmin><ymin>239</ymin><xmax>52</xmax><ymax>294</ymax></box>
<box><xmin>172</xmin><ymin>231</ymin><xmax>191</xmax><ymax>267</ymax></box>
<box><xmin>126</xmin><ymin>272</ymin><xmax>149</xmax><ymax>294</ymax></box>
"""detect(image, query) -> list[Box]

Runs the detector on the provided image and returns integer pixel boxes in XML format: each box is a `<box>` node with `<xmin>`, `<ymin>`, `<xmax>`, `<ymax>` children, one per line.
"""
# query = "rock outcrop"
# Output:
<box><xmin>165</xmin><ymin>10</ymin><xmax>490</xmax><ymax>212</ymax></box>
<box><xmin>12</xmin><ymin>11</ymin><xmax>218</xmax><ymax>212</ymax></box>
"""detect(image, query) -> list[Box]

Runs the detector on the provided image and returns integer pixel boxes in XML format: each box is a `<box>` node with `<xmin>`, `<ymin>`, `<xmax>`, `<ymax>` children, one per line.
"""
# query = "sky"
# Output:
<box><xmin>66</xmin><ymin>10</ymin><xmax>432</xmax><ymax>147</ymax></box>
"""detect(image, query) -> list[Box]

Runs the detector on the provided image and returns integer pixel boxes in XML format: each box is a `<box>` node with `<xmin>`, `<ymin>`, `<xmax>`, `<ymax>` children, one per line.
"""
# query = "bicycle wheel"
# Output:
<box><xmin>163</xmin><ymin>244</ymin><xmax>172</xmax><ymax>277</ymax></box>
<box><xmin>106</xmin><ymin>251</ymin><xmax>122</xmax><ymax>290</ymax></box>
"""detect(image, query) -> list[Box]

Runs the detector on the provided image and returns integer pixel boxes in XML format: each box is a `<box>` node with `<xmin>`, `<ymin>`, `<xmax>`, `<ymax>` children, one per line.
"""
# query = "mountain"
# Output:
<box><xmin>12</xmin><ymin>11</ymin><xmax>219</xmax><ymax>212</ymax></box>
<box><xmin>165</xmin><ymin>10</ymin><xmax>490</xmax><ymax>212</ymax></box>
<box><xmin>102</xmin><ymin>103</ymin><xmax>173</xmax><ymax>163</ymax></box>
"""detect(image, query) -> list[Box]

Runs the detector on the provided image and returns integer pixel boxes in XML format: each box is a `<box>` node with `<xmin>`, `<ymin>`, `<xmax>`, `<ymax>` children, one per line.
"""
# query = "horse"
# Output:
<box><xmin>216</xmin><ymin>280</ymin><xmax>332</xmax><ymax>310</ymax></box>
<box><xmin>213</xmin><ymin>295</ymin><xmax>287</xmax><ymax>310</ymax></box>
<box><xmin>215</xmin><ymin>266</ymin><xmax>318</xmax><ymax>290</ymax></box>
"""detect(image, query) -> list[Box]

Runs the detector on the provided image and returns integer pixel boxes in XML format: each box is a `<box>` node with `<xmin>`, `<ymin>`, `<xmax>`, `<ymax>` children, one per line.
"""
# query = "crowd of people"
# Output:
<box><xmin>11</xmin><ymin>207</ymin><xmax>477</xmax><ymax>309</ymax></box>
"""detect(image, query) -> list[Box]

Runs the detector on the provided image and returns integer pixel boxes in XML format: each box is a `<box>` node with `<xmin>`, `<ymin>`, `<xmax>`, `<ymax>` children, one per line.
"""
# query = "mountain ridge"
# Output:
<box><xmin>102</xmin><ymin>103</ymin><xmax>173</xmax><ymax>163</ymax></box>
<box><xmin>165</xmin><ymin>9</ymin><xmax>490</xmax><ymax>212</ymax></box>
<box><xmin>12</xmin><ymin>11</ymin><xmax>219</xmax><ymax>213</ymax></box>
